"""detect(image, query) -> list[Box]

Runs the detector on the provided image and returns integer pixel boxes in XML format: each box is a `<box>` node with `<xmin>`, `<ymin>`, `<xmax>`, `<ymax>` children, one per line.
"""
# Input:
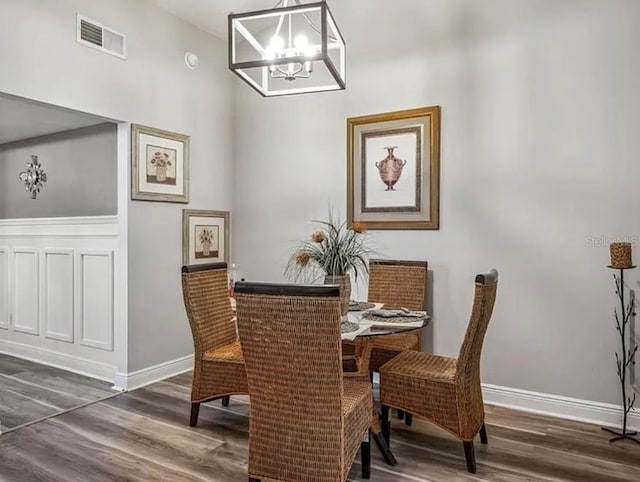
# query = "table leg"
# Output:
<box><xmin>354</xmin><ymin>337</ymin><xmax>398</xmax><ymax>466</ymax></box>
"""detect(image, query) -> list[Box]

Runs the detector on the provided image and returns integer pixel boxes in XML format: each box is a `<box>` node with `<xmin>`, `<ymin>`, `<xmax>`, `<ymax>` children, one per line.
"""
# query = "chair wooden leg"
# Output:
<box><xmin>463</xmin><ymin>441</ymin><xmax>476</xmax><ymax>473</ymax></box>
<box><xmin>381</xmin><ymin>404</ymin><xmax>391</xmax><ymax>446</ymax></box>
<box><xmin>248</xmin><ymin>478</ymin><xmax>260</xmax><ymax>482</ymax></box>
<box><xmin>397</xmin><ymin>409</ymin><xmax>405</xmax><ymax>420</ymax></box>
<box><xmin>222</xmin><ymin>396</ymin><xmax>230</xmax><ymax>407</ymax></box>
<box><xmin>479</xmin><ymin>423</ymin><xmax>488</xmax><ymax>444</ymax></box>
<box><xmin>190</xmin><ymin>402</ymin><xmax>200</xmax><ymax>427</ymax></box>
<box><xmin>404</xmin><ymin>413</ymin><xmax>413</xmax><ymax>426</ymax></box>
<box><xmin>361</xmin><ymin>431</ymin><xmax>371</xmax><ymax>479</ymax></box>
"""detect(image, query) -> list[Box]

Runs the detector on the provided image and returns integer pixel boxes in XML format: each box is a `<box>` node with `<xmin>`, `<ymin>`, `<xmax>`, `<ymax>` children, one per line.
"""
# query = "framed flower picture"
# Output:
<box><xmin>131</xmin><ymin>124</ymin><xmax>190</xmax><ymax>203</ymax></box>
<box><xmin>347</xmin><ymin>106</ymin><xmax>440</xmax><ymax>230</ymax></box>
<box><xmin>182</xmin><ymin>209</ymin><xmax>230</xmax><ymax>266</ymax></box>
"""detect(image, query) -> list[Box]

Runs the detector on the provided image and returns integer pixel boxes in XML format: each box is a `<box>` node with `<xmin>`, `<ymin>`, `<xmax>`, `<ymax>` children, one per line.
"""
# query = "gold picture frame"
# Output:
<box><xmin>131</xmin><ymin>124</ymin><xmax>190</xmax><ymax>203</ymax></box>
<box><xmin>347</xmin><ymin>106</ymin><xmax>440</xmax><ymax>230</ymax></box>
<box><xmin>182</xmin><ymin>210</ymin><xmax>230</xmax><ymax>266</ymax></box>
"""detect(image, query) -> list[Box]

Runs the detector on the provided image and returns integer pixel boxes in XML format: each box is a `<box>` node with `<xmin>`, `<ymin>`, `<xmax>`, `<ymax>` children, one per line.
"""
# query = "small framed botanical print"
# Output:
<box><xmin>182</xmin><ymin>209</ymin><xmax>230</xmax><ymax>266</ymax></box>
<box><xmin>347</xmin><ymin>106</ymin><xmax>441</xmax><ymax>230</ymax></box>
<box><xmin>131</xmin><ymin>124</ymin><xmax>190</xmax><ymax>203</ymax></box>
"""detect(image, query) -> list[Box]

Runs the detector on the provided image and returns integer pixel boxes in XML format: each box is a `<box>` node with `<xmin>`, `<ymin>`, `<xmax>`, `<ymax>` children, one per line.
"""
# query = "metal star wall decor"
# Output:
<box><xmin>18</xmin><ymin>155</ymin><xmax>47</xmax><ymax>199</ymax></box>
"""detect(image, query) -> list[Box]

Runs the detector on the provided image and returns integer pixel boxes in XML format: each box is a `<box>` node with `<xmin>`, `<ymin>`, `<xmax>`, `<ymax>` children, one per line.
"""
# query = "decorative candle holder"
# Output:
<box><xmin>602</xmin><ymin>258</ymin><xmax>639</xmax><ymax>445</ymax></box>
<box><xmin>610</xmin><ymin>242</ymin><xmax>633</xmax><ymax>269</ymax></box>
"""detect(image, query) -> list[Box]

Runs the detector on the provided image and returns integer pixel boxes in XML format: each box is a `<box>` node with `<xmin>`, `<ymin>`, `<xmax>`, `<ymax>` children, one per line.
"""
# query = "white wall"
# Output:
<box><xmin>233</xmin><ymin>0</ymin><xmax>640</xmax><ymax>405</ymax></box>
<box><xmin>0</xmin><ymin>217</ymin><xmax>121</xmax><ymax>381</ymax></box>
<box><xmin>0</xmin><ymin>0</ymin><xmax>234</xmax><ymax>374</ymax></box>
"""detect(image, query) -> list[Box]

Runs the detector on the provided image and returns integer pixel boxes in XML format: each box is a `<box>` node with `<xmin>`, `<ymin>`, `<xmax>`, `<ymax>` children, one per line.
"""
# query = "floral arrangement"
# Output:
<box><xmin>199</xmin><ymin>228</ymin><xmax>213</xmax><ymax>245</ymax></box>
<box><xmin>286</xmin><ymin>212</ymin><xmax>374</xmax><ymax>282</ymax></box>
<box><xmin>150</xmin><ymin>152</ymin><xmax>172</xmax><ymax>167</ymax></box>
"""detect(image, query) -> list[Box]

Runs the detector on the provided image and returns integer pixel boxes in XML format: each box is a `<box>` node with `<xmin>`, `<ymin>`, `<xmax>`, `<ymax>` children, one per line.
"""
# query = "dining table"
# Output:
<box><xmin>341</xmin><ymin>301</ymin><xmax>431</xmax><ymax>466</ymax></box>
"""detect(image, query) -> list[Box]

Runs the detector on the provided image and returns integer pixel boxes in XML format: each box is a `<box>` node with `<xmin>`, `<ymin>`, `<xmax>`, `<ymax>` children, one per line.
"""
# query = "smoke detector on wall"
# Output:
<box><xmin>185</xmin><ymin>52</ymin><xmax>199</xmax><ymax>69</ymax></box>
<box><xmin>76</xmin><ymin>14</ymin><xmax>127</xmax><ymax>60</ymax></box>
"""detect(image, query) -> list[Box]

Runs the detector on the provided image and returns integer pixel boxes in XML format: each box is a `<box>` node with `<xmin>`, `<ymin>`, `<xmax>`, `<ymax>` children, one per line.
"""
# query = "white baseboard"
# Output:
<box><xmin>114</xmin><ymin>354</ymin><xmax>194</xmax><ymax>392</ymax></box>
<box><xmin>482</xmin><ymin>383</ymin><xmax>640</xmax><ymax>431</ymax></box>
<box><xmin>7</xmin><ymin>340</ymin><xmax>633</xmax><ymax>432</ymax></box>
<box><xmin>0</xmin><ymin>338</ymin><xmax>117</xmax><ymax>385</ymax></box>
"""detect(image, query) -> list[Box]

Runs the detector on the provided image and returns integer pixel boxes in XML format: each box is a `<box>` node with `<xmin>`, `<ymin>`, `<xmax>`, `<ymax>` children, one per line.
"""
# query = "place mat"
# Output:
<box><xmin>362</xmin><ymin>311</ymin><xmax>428</xmax><ymax>327</ymax></box>
<box><xmin>367</xmin><ymin>308</ymin><xmax>425</xmax><ymax>318</ymax></box>
<box><xmin>341</xmin><ymin>322</ymin><xmax>373</xmax><ymax>341</ymax></box>
<box><xmin>341</xmin><ymin>320</ymin><xmax>361</xmax><ymax>334</ymax></box>
<box><xmin>348</xmin><ymin>301</ymin><xmax>376</xmax><ymax>312</ymax></box>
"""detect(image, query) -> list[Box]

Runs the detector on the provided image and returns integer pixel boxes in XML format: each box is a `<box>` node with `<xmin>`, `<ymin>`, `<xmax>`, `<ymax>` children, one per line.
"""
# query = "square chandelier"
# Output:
<box><xmin>228</xmin><ymin>1</ymin><xmax>346</xmax><ymax>97</ymax></box>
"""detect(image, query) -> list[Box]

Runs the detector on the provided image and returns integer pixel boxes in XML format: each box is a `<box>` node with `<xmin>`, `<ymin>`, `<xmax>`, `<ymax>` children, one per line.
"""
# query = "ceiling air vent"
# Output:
<box><xmin>76</xmin><ymin>14</ymin><xmax>126</xmax><ymax>60</ymax></box>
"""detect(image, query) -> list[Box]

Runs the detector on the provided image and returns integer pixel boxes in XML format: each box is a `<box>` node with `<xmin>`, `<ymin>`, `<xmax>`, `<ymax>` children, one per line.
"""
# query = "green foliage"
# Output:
<box><xmin>285</xmin><ymin>212</ymin><xmax>374</xmax><ymax>282</ymax></box>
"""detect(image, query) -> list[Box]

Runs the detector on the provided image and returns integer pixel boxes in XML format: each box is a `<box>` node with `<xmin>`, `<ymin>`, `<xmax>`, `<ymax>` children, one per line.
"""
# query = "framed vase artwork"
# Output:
<box><xmin>131</xmin><ymin>124</ymin><xmax>190</xmax><ymax>203</ymax></box>
<box><xmin>347</xmin><ymin>106</ymin><xmax>440</xmax><ymax>230</ymax></box>
<box><xmin>182</xmin><ymin>209</ymin><xmax>230</xmax><ymax>266</ymax></box>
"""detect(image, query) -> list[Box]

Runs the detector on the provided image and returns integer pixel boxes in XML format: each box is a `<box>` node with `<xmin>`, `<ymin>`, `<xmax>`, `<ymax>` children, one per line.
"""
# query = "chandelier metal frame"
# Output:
<box><xmin>228</xmin><ymin>1</ymin><xmax>346</xmax><ymax>97</ymax></box>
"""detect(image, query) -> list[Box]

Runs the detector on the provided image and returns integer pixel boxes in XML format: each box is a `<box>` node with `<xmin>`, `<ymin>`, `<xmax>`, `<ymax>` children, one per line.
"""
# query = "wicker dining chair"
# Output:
<box><xmin>367</xmin><ymin>259</ymin><xmax>429</xmax><ymax>373</ymax></box>
<box><xmin>379</xmin><ymin>270</ymin><xmax>499</xmax><ymax>474</ymax></box>
<box><xmin>235</xmin><ymin>282</ymin><xmax>372</xmax><ymax>482</ymax></box>
<box><xmin>181</xmin><ymin>263</ymin><xmax>248</xmax><ymax>427</ymax></box>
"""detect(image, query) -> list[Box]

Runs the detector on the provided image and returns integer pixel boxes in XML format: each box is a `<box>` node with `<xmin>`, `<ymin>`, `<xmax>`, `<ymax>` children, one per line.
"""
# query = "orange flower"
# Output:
<box><xmin>352</xmin><ymin>222</ymin><xmax>367</xmax><ymax>233</ymax></box>
<box><xmin>311</xmin><ymin>231</ymin><xmax>325</xmax><ymax>243</ymax></box>
<box><xmin>296</xmin><ymin>250</ymin><xmax>311</xmax><ymax>267</ymax></box>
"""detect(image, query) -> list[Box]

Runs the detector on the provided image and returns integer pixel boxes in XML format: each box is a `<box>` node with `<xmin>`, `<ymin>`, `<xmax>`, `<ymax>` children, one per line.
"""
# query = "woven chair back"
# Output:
<box><xmin>368</xmin><ymin>259</ymin><xmax>428</xmax><ymax>311</ymax></box>
<box><xmin>454</xmin><ymin>270</ymin><xmax>498</xmax><ymax>438</ymax></box>
<box><xmin>456</xmin><ymin>270</ymin><xmax>498</xmax><ymax>378</ymax></box>
<box><xmin>235</xmin><ymin>282</ymin><xmax>345</xmax><ymax>481</ymax></box>
<box><xmin>181</xmin><ymin>263</ymin><xmax>236</xmax><ymax>357</ymax></box>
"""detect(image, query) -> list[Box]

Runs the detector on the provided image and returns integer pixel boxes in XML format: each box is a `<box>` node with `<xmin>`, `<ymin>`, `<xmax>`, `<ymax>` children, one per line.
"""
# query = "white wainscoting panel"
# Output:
<box><xmin>0</xmin><ymin>205</ymin><xmax>125</xmax><ymax>384</ymax></box>
<box><xmin>13</xmin><ymin>248</ymin><xmax>39</xmax><ymax>335</ymax></box>
<box><xmin>79</xmin><ymin>250</ymin><xmax>114</xmax><ymax>351</ymax></box>
<box><xmin>0</xmin><ymin>247</ymin><xmax>8</xmax><ymax>330</ymax></box>
<box><xmin>42</xmin><ymin>249</ymin><xmax>74</xmax><ymax>343</ymax></box>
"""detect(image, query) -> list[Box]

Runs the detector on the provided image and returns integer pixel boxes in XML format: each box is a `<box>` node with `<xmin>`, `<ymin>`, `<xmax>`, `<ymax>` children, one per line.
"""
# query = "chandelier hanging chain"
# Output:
<box><xmin>270</xmin><ymin>0</ymin><xmax>337</xmax><ymax>42</ymax></box>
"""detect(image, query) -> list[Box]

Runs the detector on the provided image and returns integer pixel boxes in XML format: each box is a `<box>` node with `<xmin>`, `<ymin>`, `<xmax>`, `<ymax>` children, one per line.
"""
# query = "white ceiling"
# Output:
<box><xmin>147</xmin><ymin>0</ymin><xmax>265</xmax><ymax>39</ymax></box>
<box><xmin>0</xmin><ymin>94</ymin><xmax>108</xmax><ymax>145</ymax></box>
<box><xmin>148</xmin><ymin>0</ymin><xmax>462</xmax><ymax>58</ymax></box>
<box><xmin>145</xmin><ymin>0</ymin><xmax>457</xmax><ymax>54</ymax></box>
<box><xmin>145</xmin><ymin>0</ymin><xmax>572</xmax><ymax>59</ymax></box>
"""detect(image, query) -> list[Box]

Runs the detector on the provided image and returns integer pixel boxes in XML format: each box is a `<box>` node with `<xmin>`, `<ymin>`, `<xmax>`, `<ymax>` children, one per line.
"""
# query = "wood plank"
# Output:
<box><xmin>0</xmin><ymin>355</ymin><xmax>115</xmax><ymax>431</ymax></box>
<box><xmin>1</xmin><ymin>371</ymin><xmax>639</xmax><ymax>481</ymax></box>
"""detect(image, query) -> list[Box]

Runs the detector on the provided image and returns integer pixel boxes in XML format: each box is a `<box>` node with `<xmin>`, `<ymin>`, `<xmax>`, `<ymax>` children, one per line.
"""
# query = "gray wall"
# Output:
<box><xmin>233</xmin><ymin>0</ymin><xmax>640</xmax><ymax>406</ymax></box>
<box><xmin>0</xmin><ymin>123</ymin><xmax>117</xmax><ymax>219</ymax></box>
<box><xmin>0</xmin><ymin>0</ymin><xmax>234</xmax><ymax>373</ymax></box>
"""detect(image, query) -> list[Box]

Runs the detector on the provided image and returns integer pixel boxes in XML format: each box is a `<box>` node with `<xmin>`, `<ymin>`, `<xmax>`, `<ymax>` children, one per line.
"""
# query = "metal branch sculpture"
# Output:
<box><xmin>602</xmin><ymin>268</ymin><xmax>639</xmax><ymax>444</ymax></box>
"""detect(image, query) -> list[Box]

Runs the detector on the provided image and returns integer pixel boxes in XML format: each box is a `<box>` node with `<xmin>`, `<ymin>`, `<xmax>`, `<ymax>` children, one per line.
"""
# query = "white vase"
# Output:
<box><xmin>156</xmin><ymin>166</ymin><xmax>167</xmax><ymax>182</ymax></box>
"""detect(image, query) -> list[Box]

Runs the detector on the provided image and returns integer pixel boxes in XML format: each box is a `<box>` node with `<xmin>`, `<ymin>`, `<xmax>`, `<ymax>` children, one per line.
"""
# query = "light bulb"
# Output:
<box><xmin>304</xmin><ymin>45</ymin><xmax>317</xmax><ymax>58</ymax></box>
<box><xmin>294</xmin><ymin>34</ymin><xmax>308</xmax><ymax>50</ymax></box>
<box><xmin>268</xmin><ymin>35</ymin><xmax>285</xmax><ymax>52</ymax></box>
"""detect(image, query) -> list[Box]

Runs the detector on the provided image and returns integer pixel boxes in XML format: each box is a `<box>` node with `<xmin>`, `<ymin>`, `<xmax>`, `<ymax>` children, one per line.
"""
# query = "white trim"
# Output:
<box><xmin>0</xmin><ymin>247</ymin><xmax>9</xmax><ymax>330</ymax></box>
<box><xmin>12</xmin><ymin>248</ymin><xmax>40</xmax><ymax>336</ymax></box>
<box><xmin>0</xmin><ymin>216</ymin><xmax>118</xmax><ymax>227</ymax></box>
<box><xmin>42</xmin><ymin>249</ymin><xmax>75</xmax><ymax>343</ymax></box>
<box><xmin>0</xmin><ymin>338</ymin><xmax>117</xmax><ymax>384</ymax></box>
<box><xmin>78</xmin><ymin>250</ymin><xmax>114</xmax><ymax>351</ymax></box>
<box><xmin>0</xmin><ymin>216</ymin><xmax>119</xmax><ymax>239</ymax></box>
<box><xmin>113</xmin><ymin>355</ymin><xmax>194</xmax><ymax>392</ymax></box>
<box><xmin>114</xmin><ymin>122</ymin><xmax>129</xmax><ymax>386</ymax></box>
<box><xmin>482</xmin><ymin>383</ymin><xmax>640</xmax><ymax>431</ymax></box>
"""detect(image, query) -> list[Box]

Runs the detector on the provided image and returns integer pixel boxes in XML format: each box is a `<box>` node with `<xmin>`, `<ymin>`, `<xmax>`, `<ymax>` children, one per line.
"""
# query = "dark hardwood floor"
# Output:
<box><xmin>0</xmin><ymin>354</ymin><xmax>117</xmax><ymax>433</ymax></box>
<box><xmin>0</xmin><ymin>371</ymin><xmax>639</xmax><ymax>481</ymax></box>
